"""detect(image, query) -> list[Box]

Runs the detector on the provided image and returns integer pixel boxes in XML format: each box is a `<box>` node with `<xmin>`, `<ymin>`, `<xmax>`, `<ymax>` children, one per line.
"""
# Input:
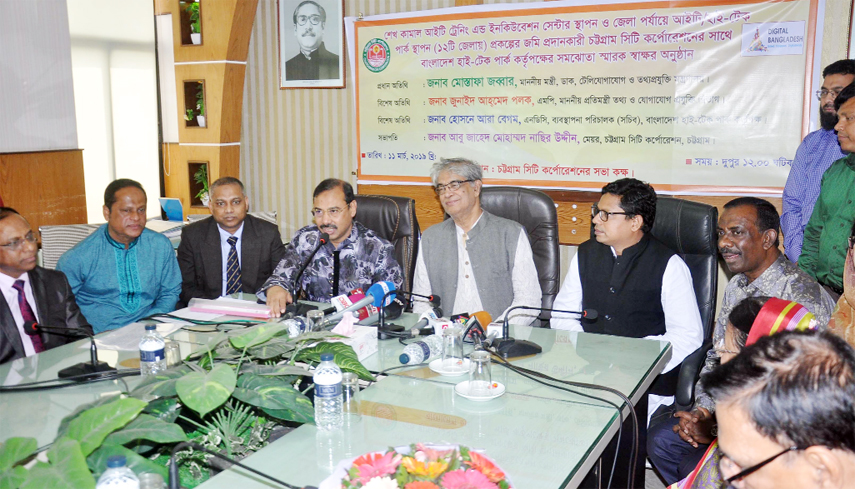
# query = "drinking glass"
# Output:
<box><xmin>468</xmin><ymin>350</ymin><xmax>492</xmax><ymax>397</ymax></box>
<box><xmin>164</xmin><ymin>340</ymin><xmax>182</xmax><ymax>368</ymax></box>
<box><xmin>307</xmin><ymin>309</ymin><xmax>325</xmax><ymax>332</ymax></box>
<box><xmin>342</xmin><ymin>372</ymin><xmax>360</xmax><ymax>417</ymax></box>
<box><xmin>442</xmin><ymin>327</ymin><xmax>465</xmax><ymax>372</ymax></box>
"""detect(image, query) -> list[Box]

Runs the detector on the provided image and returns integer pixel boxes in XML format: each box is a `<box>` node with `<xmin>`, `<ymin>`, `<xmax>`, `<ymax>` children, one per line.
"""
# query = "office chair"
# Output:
<box><xmin>353</xmin><ymin>194</ymin><xmax>420</xmax><ymax>294</ymax></box>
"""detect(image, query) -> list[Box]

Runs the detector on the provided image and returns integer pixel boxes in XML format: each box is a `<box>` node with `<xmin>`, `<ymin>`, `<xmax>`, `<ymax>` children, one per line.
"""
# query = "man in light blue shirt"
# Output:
<box><xmin>58</xmin><ymin>179</ymin><xmax>181</xmax><ymax>333</ymax></box>
<box><xmin>782</xmin><ymin>59</ymin><xmax>854</xmax><ymax>263</ymax></box>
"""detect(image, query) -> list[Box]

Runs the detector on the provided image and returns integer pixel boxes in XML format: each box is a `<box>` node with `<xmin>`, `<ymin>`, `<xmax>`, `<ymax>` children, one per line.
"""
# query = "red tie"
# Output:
<box><xmin>12</xmin><ymin>280</ymin><xmax>44</xmax><ymax>353</ymax></box>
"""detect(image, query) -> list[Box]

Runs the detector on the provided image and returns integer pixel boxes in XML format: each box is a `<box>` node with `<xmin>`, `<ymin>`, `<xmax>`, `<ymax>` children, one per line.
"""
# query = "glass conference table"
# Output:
<box><xmin>0</xmin><ymin>311</ymin><xmax>670</xmax><ymax>488</ymax></box>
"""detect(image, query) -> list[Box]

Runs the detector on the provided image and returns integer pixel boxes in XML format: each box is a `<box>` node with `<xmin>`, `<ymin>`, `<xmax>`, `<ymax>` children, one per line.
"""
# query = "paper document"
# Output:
<box><xmin>85</xmin><ymin>323</ymin><xmax>185</xmax><ymax>351</ymax></box>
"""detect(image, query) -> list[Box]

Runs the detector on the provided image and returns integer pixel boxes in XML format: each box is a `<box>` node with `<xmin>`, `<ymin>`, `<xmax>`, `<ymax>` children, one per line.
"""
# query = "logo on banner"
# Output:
<box><xmin>741</xmin><ymin>22</ymin><xmax>805</xmax><ymax>57</ymax></box>
<box><xmin>363</xmin><ymin>38</ymin><xmax>390</xmax><ymax>72</ymax></box>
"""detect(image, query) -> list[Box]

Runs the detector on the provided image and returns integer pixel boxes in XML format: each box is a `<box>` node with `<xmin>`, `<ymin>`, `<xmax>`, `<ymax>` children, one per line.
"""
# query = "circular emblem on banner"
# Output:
<box><xmin>363</xmin><ymin>38</ymin><xmax>390</xmax><ymax>72</ymax></box>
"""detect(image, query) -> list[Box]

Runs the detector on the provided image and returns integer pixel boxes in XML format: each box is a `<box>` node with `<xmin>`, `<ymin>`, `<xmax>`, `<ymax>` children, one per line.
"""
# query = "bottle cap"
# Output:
<box><xmin>320</xmin><ymin>353</ymin><xmax>334</xmax><ymax>362</ymax></box>
<box><xmin>145</xmin><ymin>324</ymin><xmax>156</xmax><ymax>331</ymax></box>
<box><xmin>399</xmin><ymin>353</ymin><xmax>410</xmax><ymax>364</ymax></box>
<box><xmin>106</xmin><ymin>455</ymin><xmax>127</xmax><ymax>468</ymax></box>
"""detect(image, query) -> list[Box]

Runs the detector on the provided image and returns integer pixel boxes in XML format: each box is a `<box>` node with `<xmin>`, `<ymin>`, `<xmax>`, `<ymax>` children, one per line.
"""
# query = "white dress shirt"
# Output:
<box><xmin>218</xmin><ymin>222</ymin><xmax>244</xmax><ymax>296</ymax></box>
<box><xmin>412</xmin><ymin>214</ymin><xmax>542</xmax><ymax>325</ymax></box>
<box><xmin>0</xmin><ymin>272</ymin><xmax>40</xmax><ymax>356</ymax></box>
<box><xmin>551</xmin><ymin>250</ymin><xmax>703</xmax><ymax>374</ymax></box>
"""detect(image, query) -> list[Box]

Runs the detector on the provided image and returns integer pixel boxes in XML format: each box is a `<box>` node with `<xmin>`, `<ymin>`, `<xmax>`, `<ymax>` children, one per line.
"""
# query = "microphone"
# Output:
<box><xmin>169</xmin><ymin>441</ymin><xmax>314</xmax><ymax>489</ymax></box>
<box><xmin>286</xmin><ymin>232</ymin><xmax>329</xmax><ymax>311</ymax></box>
<box><xmin>496</xmin><ymin>306</ymin><xmax>598</xmax><ymax>358</ymax></box>
<box><xmin>319</xmin><ymin>281</ymin><xmax>396</xmax><ymax>328</ymax></box>
<box><xmin>463</xmin><ymin>311</ymin><xmax>492</xmax><ymax>343</ymax></box>
<box><xmin>356</xmin><ymin>297</ymin><xmax>405</xmax><ymax>326</ymax></box>
<box><xmin>377</xmin><ymin>289</ymin><xmax>442</xmax><ymax>332</ymax></box>
<box><xmin>24</xmin><ymin>321</ymin><xmax>116</xmax><ymax>379</ymax></box>
<box><xmin>407</xmin><ymin>307</ymin><xmax>442</xmax><ymax>337</ymax></box>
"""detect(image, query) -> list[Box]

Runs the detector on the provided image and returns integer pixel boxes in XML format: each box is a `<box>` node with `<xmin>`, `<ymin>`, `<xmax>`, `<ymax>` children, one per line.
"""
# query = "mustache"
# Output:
<box><xmin>320</xmin><ymin>224</ymin><xmax>337</xmax><ymax>232</ymax></box>
<box><xmin>719</xmin><ymin>247</ymin><xmax>740</xmax><ymax>255</ymax></box>
<box><xmin>301</xmin><ymin>31</ymin><xmax>316</xmax><ymax>37</ymax></box>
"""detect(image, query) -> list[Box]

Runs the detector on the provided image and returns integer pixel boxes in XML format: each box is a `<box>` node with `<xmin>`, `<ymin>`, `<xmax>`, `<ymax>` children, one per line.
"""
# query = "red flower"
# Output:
<box><xmin>466</xmin><ymin>451</ymin><xmax>506</xmax><ymax>483</ymax></box>
<box><xmin>351</xmin><ymin>451</ymin><xmax>402</xmax><ymax>485</ymax></box>
<box><xmin>440</xmin><ymin>469</ymin><xmax>500</xmax><ymax>489</ymax></box>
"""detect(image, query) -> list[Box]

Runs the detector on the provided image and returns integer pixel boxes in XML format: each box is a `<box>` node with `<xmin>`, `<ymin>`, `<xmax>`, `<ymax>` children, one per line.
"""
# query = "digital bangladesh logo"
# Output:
<box><xmin>363</xmin><ymin>39</ymin><xmax>390</xmax><ymax>72</ymax></box>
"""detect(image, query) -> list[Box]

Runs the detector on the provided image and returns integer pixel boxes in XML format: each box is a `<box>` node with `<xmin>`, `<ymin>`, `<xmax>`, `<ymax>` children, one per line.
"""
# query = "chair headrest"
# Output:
<box><xmin>353</xmin><ymin>195</ymin><xmax>416</xmax><ymax>241</ymax></box>
<box><xmin>650</xmin><ymin>197</ymin><xmax>718</xmax><ymax>255</ymax></box>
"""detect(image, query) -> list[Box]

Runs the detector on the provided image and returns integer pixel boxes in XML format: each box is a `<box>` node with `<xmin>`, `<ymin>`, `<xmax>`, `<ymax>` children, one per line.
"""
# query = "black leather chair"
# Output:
<box><xmin>353</xmin><ymin>195</ymin><xmax>420</xmax><ymax>293</ymax></box>
<box><xmin>650</xmin><ymin>197</ymin><xmax>718</xmax><ymax>405</ymax></box>
<box><xmin>479</xmin><ymin>187</ymin><xmax>561</xmax><ymax>324</ymax></box>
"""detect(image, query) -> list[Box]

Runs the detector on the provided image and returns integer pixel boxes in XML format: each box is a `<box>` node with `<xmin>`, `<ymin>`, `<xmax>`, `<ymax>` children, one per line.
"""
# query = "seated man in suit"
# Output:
<box><xmin>551</xmin><ymin>178</ymin><xmax>704</xmax><ymax>415</ymax></box>
<box><xmin>58</xmin><ymin>179</ymin><xmax>182</xmax><ymax>333</ymax></box>
<box><xmin>647</xmin><ymin>196</ymin><xmax>836</xmax><ymax>485</ymax></box>
<box><xmin>260</xmin><ymin>178</ymin><xmax>403</xmax><ymax>316</ymax></box>
<box><xmin>0</xmin><ymin>208</ymin><xmax>92</xmax><ymax>363</ymax></box>
<box><xmin>411</xmin><ymin>158</ymin><xmax>541</xmax><ymax>324</ymax></box>
<box><xmin>177</xmin><ymin>177</ymin><xmax>286</xmax><ymax>307</ymax></box>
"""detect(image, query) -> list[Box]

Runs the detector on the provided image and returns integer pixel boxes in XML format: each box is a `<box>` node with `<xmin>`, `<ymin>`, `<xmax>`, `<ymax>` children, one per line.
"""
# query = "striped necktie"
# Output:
<box><xmin>12</xmin><ymin>280</ymin><xmax>44</xmax><ymax>353</ymax></box>
<box><xmin>226</xmin><ymin>236</ymin><xmax>242</xmax><ymax>295</ymax></box>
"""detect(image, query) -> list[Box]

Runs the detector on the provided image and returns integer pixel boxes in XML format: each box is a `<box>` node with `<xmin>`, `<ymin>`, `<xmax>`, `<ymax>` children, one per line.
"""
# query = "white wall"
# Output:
<box><xmin>67</xmin><ymin>0</ymin><xmax>160</xmax><ymax>221</ymax></box>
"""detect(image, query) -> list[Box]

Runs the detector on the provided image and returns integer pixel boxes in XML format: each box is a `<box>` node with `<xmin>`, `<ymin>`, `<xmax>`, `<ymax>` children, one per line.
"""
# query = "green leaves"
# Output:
<box><xmin>231</xmin><ymin>374</ymin><xmax>314</xmax><ymax>423</ymax></box>
<box><xmin>63</xmin><ymin>398</ymin><xmax>147</xmax><ymax>457</ymax></box>
<box><xmin>0</xmin><ymin>466</ymin><xmax>27</xmax><ymax>489</ymax></box>
<box><xmin>20</xmin><ymin>438</ymin><xmax>93</xmax><ymax>489</ymax></box>
<box><xmin>0</xmin><ymin>438</ymin><xmax>36</xmax><ymax>472</ymax></box>
<box><xmin>297</xmin><ymin>342</ymin><xmax>376</xmax><ymax>381</ymax></box>
<box><xmin>130</xmin><ymin>365</ymin><xmax>192</xmax><ymax>400</ymax></box>
<box><xmin>176</xmin><ymin>364</ymin><xmax>236</xmax><ymax>417</ymax></box>
<box><xmin>87</xmin><ymin>444</ymin><xmax>167</xmax><ymax>480</ymax></box>
<box><xmin>103</xmin><ymin>414</ymin><xmax>187</xmax><ymax>446</ymax></box>
<box><xmin>229</xmin><ymin>323</ymin><xmax>289</xmax><ymax>350</ymax></box>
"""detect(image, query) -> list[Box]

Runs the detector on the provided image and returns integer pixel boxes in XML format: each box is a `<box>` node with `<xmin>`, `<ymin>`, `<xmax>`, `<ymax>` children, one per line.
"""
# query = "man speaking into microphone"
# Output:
<box><xmin>258</xmin><ymin>179</ymin><xmax>403</xmax><ymax>317</ymax></box>
<box><xmin>412</xmin><ymin>158</ymin><xmax>541</xmax><ymax>325</ymax></box>
<box><xmin>0</xmin><ymin>208</ymin><xmax>92</xmax><ymax>363</ymax></box>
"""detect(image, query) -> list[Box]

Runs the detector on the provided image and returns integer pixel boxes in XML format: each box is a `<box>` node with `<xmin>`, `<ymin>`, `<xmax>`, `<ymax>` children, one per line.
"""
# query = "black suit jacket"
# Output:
<box><xmin>0</xmin><ymin>267</ymin><xmax>93</xmax><ymax>364</ymax></box>
<box><xmin>285</xmin><ymin>43</ymin><xmax>340</xmax><ymax>81</ymax></box>
<box><xmin>177</xmin><ymin>215</ymin><xmax>287</xmax><ymax>306</ymax></box>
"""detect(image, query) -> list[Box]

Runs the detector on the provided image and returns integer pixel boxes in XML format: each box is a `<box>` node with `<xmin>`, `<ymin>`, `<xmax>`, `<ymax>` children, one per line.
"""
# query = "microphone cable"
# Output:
<box><xmin>0</xmin><ymin>368</ymin><xmax>140</xmax><ymax>393</ymax></box>
<box><xmin>488</xmin><ymin>351</ymin><xmax>639</xmax><ymax>489</ymax></box>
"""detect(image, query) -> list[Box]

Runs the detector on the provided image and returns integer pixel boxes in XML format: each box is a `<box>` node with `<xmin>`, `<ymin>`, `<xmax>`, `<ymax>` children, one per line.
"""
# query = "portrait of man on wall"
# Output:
<box><xmin>278</xmin><ymin>0</ymin><xmax>344</xmax><ymax>89</ymax></box>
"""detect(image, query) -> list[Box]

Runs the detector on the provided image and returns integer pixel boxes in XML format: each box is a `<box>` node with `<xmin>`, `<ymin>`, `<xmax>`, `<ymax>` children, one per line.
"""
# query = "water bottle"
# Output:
<box><xmin>313</xmin><ymin>353</ymin><xmax>343</xmax><ymax>431</ymax></box>
<box><xmin>96</xmin><ymin>455</ymin><xmax>139</xmax><ymax>488</ymax></box>
<box><xmin>399</xmin><ymin>334</ymin><xmax>442</xmax><ymax>364</ymax></box>
<box><xmin>282</xmin><ymin>317</ymin><xmax>309</xmax><ymax>338</ymax></box>
<box><xmin>139</xmin><ymin>325</ymin><xmax>166</xmax><ymax>377</ymax></box>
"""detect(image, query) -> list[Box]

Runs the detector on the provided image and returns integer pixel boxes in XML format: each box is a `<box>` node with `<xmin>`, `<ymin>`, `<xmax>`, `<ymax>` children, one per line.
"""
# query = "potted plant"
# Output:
<box><xmin>185</xmin><ymin>2</ymin><xmax>201</xmax><ymax>44</ymax></box>
<box><xmin>195</xmin><ymin>86</ymin><xmax>206</xmax><ymax>128</ymax></box>
<box><xmin>194</xmin><ymin>165</ymin><xmax>210</xmax><ymax>206</ymax></box>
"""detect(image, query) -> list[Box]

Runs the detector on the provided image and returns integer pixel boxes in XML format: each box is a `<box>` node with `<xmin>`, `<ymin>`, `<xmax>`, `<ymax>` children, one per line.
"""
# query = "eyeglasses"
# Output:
<box><xmin>816</xmin><ymin>88</ymin><xmax>844</xmax><ymax>100</ymax></box>
<box><xmin>434</xmin><ymin>179</ymin><xmax>473</xmax><ymax>195</ymax></box>
<box><xmin>591</xmin><ymin>205</ymin><xmax>631</xmax><ymax>222</ymax></box>
<box><xmin>296</xmin><ymin>15</ymin><xmax>322</xmax><ymax>26</ymax></box>
<box><xmin>311</xmin><ymin>203</ymin><xmax>349</xmax><ymax>219</ymax></box>
<box><xmin>722</xmin><ymin>445</ymin><xmax>799</xmax><ymax>484</ymax></box>
<box><xmin>0</xmin><ymin>231</ymin><xmax>37</xmax><ymax>251</ymax></box>
<box><xmin>714</xmin><ymin>348</ymin><xmax>740</xmax><ymax>357</ymax></box>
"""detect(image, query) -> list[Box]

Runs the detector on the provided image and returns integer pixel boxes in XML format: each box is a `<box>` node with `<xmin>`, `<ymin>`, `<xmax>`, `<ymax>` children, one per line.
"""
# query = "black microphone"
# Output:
<box><xmin>169</xmin><ymin>442</ymin><xmax>315</xmax><ymax>489</ymax></box>
<box><xmin>376</xmin><ymin>289</ymin><xmax>441</xmax><ymax>335</ymax></box>
<box><xmin>496</xmin><ymin>306</ymin><xmax>598</xmax><ymax>358</ymax></box>
<box><xmin>24</xmin><ymin>321</ymin><xmax>116</xmax><ymax>379</ymax></box>
<box><xmin>285</xmin><ymin>232</ymin><xmax>329</xmax><ymax>314</ymax></box>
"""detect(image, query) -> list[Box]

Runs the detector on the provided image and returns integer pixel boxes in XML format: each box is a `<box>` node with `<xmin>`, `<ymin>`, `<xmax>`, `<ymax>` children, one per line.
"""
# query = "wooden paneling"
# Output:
<box><xmin>162</xmin><ymin>143</ymin><xmax>240</xmax><ymax>219</ymax></box>
<box><xmin>167</xmin><ymin>0</ymin><xmax>259</xmax><ymax>62</ymax></box>
<box><xmin>358</xmin><ymin>183</ymin><xmax>782</xmax><ymax>245</ymax></box>
<box><xmin>0</xmin><ymin>150</ymin><xmax>87</xmax><ymax>230</ymax></box>
<box><xmin>174</xmin><ymin>63</ymin><xmax>247</xmax><ymax>143</ymax></box>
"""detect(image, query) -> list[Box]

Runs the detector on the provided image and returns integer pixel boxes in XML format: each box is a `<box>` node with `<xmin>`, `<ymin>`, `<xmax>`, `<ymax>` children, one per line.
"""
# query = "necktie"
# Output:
<box><xmin>12</xmin><ymin>280</ymin><xmax>44</xmax><ymax>353</ymax></box>
<box><xmin>226</xmin><ymin>236</ymin><xmax>242</xmax><ymax>295</ymax></box>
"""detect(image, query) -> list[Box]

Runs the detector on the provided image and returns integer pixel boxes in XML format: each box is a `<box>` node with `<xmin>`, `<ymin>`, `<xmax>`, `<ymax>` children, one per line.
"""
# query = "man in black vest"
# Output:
<box><xmin>551</xmin><ymin>178</ymin><xmax>703</xmax><ymax>412</ymax></box>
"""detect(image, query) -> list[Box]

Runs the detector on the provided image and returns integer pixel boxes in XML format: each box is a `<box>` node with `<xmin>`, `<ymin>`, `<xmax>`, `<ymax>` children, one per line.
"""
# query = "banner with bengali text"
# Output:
<box><xmin>355</xmin><ymin>0</ymin><xmax>816</xmax><ymax>193</ymax></box>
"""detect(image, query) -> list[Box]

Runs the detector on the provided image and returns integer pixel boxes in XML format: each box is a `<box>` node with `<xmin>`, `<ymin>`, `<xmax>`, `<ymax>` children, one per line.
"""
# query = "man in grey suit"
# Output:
<box><xmin>177</xmin><ymin>177</ymin><xmax>287</xmax><ymax>307</ymax></box>
<box><xmin>0</xmin><ymin>208</ymin><xmax>92</xmax><ymax>364</ymax></box>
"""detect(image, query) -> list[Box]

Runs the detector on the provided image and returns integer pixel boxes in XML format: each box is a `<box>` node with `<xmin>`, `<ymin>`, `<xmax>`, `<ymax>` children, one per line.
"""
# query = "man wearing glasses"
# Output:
<box><xmin>0</xmin><ymin>208</ymin><xmax>91</xmax><ymax>363</ymax></box>
<box><xmin>704</xmin><ymin>331</ymin><xmax>855</xmax><ymax>489</ymax></box>
<box><xmin>551</xmin><ymin>178</ymin><xmax>703</xmax><ymax>414</ymax></box>
<box><xmin>782</xmin><ymin>59</ymin><xmax>854</xmax><ymax>263</ymax></box>
<box><xmin>259</xmin><ymin>179</ymin><xmax>402</xmax><ymax>316</ymax></box>
<box><xmin>411</xmin><ymin>158</ymin><xmax>541</xmax><ymax>324</ymax></box>
<box><xmin>285</xmin><ymin>1</ymin><xmax>340</xmax><ymax>81</ymax></box>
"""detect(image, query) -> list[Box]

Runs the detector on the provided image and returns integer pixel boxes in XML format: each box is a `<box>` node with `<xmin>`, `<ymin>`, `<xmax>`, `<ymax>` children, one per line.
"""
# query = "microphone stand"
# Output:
<box><xmin>285</xmin><ymin>232</ymin><xmax>329</xmax><ymax>315</ymax></box>
<box><xmin>169</xmin><ymin>442</ymin><xmax>315</xmax><ymax>489</ymax></box>
<box><xmin>496</xmin><ymin>305</ymin><xmax>597</xmax><ymax>358</ymax></box>
<box><xmin>376</xmin><ymin>290</ymin><xmax>441</xmax><ymax>337</ymax></box>
<box><xmin>24</xmin><ymin>321</ymin><xmax>117</xmax><ymax>379</ymax></box>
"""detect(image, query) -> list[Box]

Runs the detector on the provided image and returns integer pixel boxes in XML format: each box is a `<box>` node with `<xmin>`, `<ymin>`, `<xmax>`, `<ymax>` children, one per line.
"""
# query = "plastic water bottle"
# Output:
<box><xmin>96</xmin><ymin>455</ymin><xmax>139</xmax><ymax>488</ymax></box>
<box><xmin>139</xmin><ymin>325</ymin><xmax>166</xmax><ymax>377</ymax></box>
<box><xmin>283</xmin><ymin>317</ymin><xmax>309</xmax><ymax>338</ymax></box>
<box><xmin>399</xmin><ymin>334</ymin><xmax>442</xmax><ymax>364</ymax></box>
<box><xmin>314</xmin><ymin>353</ymin><xmax>343</xmax><ymax>431</ymax></box>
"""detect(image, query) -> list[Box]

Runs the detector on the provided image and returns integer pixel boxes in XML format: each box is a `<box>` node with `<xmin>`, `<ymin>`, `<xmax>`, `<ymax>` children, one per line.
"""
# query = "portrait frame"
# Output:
<box><xmin>278</xmin><ymin>0</ymin><xmax>345</xmax><ymax>89</ymax></box>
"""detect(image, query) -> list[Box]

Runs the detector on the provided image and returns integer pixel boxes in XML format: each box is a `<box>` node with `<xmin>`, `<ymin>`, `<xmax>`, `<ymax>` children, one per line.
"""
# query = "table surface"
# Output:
<box><xmin>0</xmin><ymin>309</ymin><xmax>671</xmax><ymax>489</ymax></box>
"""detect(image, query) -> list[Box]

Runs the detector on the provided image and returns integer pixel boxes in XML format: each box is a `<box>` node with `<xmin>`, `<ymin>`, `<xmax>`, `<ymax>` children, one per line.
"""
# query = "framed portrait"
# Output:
<box><xmin>278</xmin><ymin>0</ymin><xmax>345</xmax><ymax>89</ymax></box>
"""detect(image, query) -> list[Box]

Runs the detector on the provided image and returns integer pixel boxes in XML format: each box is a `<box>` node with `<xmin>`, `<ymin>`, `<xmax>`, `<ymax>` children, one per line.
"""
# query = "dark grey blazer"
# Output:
<box><xmin>177</xmin><ymin>215</ymin><xmax>286</xmax><ymax>307</ymax></box>
<box><xmin>0</xmin><ymin>266</ymin><xmax>92</xmax><ymax>364</ymax></box>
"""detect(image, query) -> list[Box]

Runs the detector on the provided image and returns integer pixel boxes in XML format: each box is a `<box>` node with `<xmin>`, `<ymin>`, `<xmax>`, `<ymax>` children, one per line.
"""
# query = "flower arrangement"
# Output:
<box><xmin>340</xmin><ymin>444</ymin><xmax>511</xmax><ymax>489</ymax></box>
